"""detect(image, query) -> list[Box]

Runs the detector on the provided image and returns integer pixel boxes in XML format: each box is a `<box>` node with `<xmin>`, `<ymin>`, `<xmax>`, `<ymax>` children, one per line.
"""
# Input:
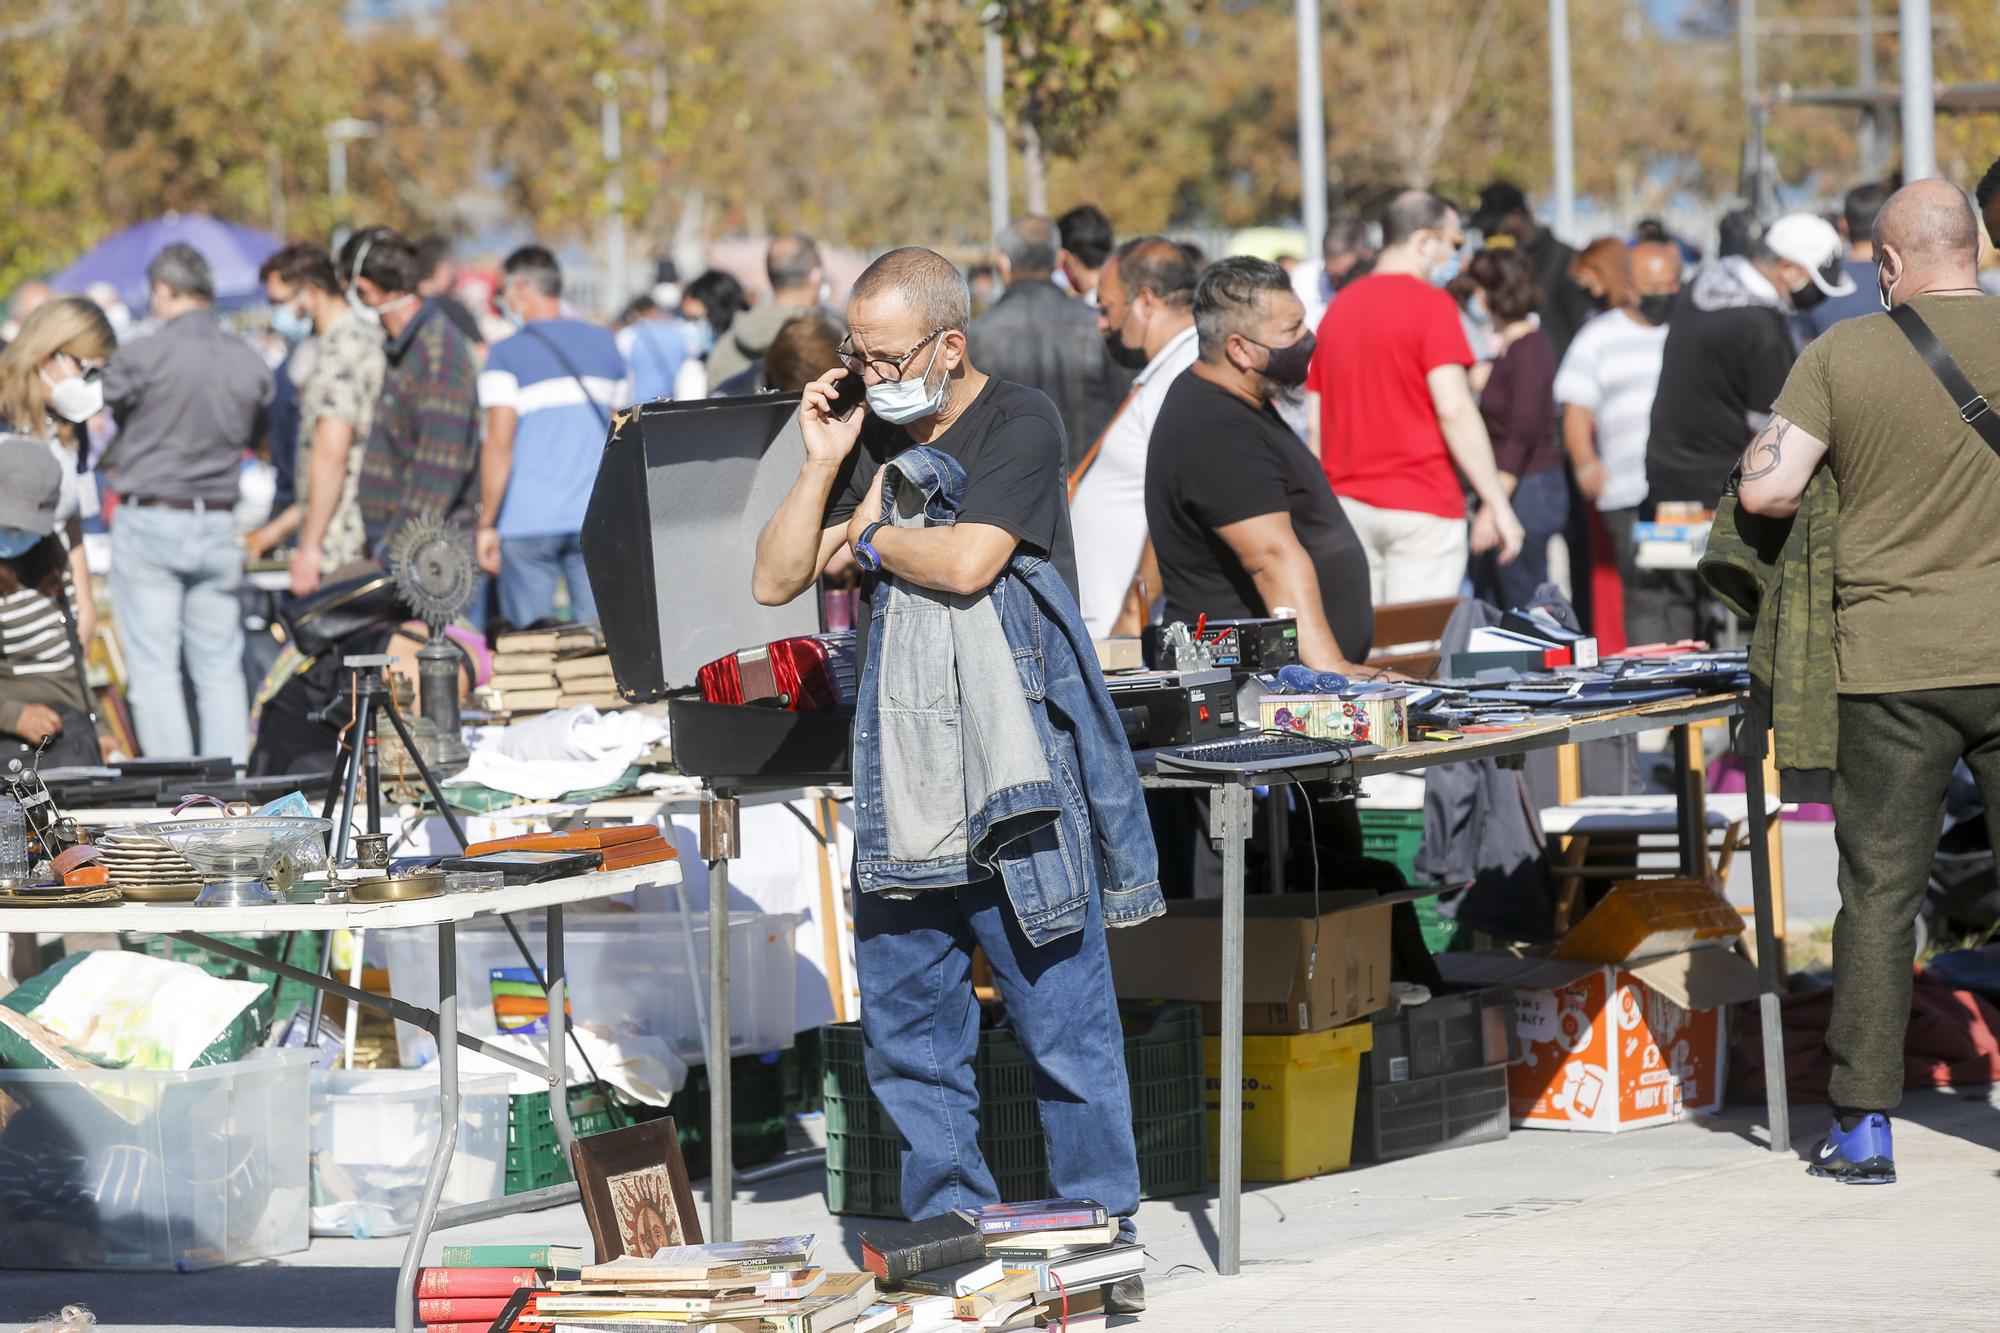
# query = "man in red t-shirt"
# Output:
<box><xmin>1307</xmin><ymin>189</ymin><xmax>1523</xmax><ymax>604</ymax></box>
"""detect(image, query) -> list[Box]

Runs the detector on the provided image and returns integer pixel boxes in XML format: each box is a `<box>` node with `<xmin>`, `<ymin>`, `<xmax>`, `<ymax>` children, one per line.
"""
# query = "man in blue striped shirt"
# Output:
<box><xmin>475</xmin><ymin>246</ymin><xmax>630</xmax><ymax>627</ymax></box>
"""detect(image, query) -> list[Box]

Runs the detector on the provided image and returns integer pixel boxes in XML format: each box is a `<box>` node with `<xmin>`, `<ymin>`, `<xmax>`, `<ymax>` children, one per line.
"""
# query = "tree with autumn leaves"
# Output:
<box><xmin>5</xmin><ymin>0</ymin><xmax>1997</xmax><ymax>303</ymax></box>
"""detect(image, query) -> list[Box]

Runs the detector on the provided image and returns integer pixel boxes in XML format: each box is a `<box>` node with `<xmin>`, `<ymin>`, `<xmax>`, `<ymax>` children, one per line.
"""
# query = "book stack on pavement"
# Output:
<box><xmin>487</xmin><ymin>1235</ymin><xmax>881</xmax><ymax>1332</ymax></box>
<box><xmin>417</xmin><ymin>1243</ymin><xmax>581</xmax><ymax>1332</ymax></box>
<box><xmin>856</xmin><ymin>1200</ymin><xmax>1142</xmax><ymax>1332</ymax></box>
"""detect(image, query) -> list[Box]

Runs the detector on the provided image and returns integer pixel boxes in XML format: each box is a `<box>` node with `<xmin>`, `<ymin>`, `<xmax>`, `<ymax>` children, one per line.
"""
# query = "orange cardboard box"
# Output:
<box><xmin>1438</xmin><ymin>948</ymin><xmax>1759</xmax><ymax>1133</ymax></box>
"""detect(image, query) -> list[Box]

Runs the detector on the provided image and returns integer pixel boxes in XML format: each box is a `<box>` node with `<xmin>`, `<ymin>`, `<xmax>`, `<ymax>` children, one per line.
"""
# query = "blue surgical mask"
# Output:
<box><xmin>271</xmin><ymin>302</ymin><xmax>313</xmax><ymax>343</ymax></box>
<box><xmin>0</xmin><ymin>527</ymin><xmax>41</xmax><ymax>559</ymax></box>
<box><xmin>1431</xmin><ymin>242</ymin><xmax>1463</xmax><ymax>288</ymax></box>
<box><xmin>682</xmin><ymin>317</ymin><xmax>715</xmax><ymax>359</ymax></box>
<box><xmin>865</xmin><ymin>339</ymin><xmax>949</xmax><ymax>425</ymax></box>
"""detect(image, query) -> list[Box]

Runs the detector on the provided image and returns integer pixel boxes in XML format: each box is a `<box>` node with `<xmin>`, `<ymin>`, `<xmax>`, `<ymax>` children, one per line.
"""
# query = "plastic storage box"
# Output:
<box><xmin>1358</xmin><ymin>808</ymin><xmax>1460</xmax><ymax>951</ymax></box>
<box><xmin>381</xmin><ymin>912</ymin><xmax>800</xmax><ymax>1067</ymax></box>
<box><xmin>1365</xmin><ymin>986</ymin><xmax>1517</xmax><ymax>1087</ymax></box>
<box><xmin>1203</xmin><ymin>1022</ymin><xmax>1371</xmax><ymax>1182</ymax></box>
<box><xmin>821</xmin><ymin>1002</ymin><xmax>1206</xmax><ymax>1218</ymax></box>
<box><xmin>0</xmin><ymin>1049</ymin><xmax>313</xmax><ymax>1271</ymax></box>
<box><xmin>1355</xmin><ymin>1064</ymin><xmax>1511</xmax><ymax>1163</ymax></box>
<box><xmin>310</xmin><ymin>1068</ymin><xmax>510</xmax><ymax>1237</ymax></box>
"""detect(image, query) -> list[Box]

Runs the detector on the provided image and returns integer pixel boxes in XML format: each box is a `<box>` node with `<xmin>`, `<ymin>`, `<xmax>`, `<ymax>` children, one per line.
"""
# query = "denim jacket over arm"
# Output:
<box><xmin>851</xmin><ymin>446</ymin><xmax>1163</xmax><ymax>946</ymax></box>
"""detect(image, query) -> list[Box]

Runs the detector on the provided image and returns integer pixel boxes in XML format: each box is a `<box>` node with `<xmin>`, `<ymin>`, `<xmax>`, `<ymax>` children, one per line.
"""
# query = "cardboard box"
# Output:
<box><xmin>1106</xmin><ymin>892</ymin><xmax>1393</xmax><ymax>1035</ymax></box>
<box><xmin>1258</xmin><ymin>693</ymin><xmax>1409</xmax><ymax>749</ymax></box>
<box><xmin>1436</xmin><ymin>948</ymin><xmax>1759</xmax><ymax>1133</ymax></box>
<box><xmin>1549</xmin><ymin>878</ymin><xmax>1743</xmax><ymax>964</ymax></box>
<box><xmin>1093</xmin><ymin>637</ymin><xmax>1145</xmax><ymax>673</ymax></box>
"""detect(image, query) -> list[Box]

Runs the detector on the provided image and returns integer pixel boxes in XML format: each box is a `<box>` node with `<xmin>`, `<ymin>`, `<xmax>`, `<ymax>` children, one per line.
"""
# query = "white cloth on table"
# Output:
<box><xmin>447</xmin><ymin>706</ymin><xmax>668</xmax><ymax>800</ymax></box>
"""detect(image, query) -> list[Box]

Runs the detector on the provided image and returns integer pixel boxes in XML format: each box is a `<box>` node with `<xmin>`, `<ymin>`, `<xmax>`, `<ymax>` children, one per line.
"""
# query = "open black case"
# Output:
<box><xmin>581</xmin><ymin>394</ymin><xmax>852</xmax><ymax>785</ymax></box>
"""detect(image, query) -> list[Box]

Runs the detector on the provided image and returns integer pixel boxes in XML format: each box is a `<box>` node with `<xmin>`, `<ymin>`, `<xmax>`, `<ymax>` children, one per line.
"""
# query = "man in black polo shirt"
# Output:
<box><xmin>1145</xmin><ymin>256</ymin><xmax>1373</xmax><ymax>668</ymax></box>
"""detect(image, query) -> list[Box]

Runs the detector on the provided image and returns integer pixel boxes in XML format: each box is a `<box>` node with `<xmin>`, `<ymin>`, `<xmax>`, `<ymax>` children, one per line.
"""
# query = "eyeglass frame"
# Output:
<box><xmin>838</xmin><ymin>324</ymin><xmax>949</xmax><ymax>384</ymax></box>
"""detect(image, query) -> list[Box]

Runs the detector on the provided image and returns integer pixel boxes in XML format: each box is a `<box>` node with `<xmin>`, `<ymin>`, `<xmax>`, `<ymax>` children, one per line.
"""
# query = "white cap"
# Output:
<box><xmin>1764</xmin><ymin>213</ymin><xmax>1857</xmax><ymax>296</ymax></box>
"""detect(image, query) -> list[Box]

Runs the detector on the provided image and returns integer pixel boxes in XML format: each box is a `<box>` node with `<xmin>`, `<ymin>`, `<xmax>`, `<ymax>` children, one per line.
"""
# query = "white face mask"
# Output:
<box><xmin>350</xmin><ymin>290</ymin><xmax>414</xmax><ymax>330</ymax></box>
<box><xmin>1877</xmin><ymin>262</ymin><xmax>1901</xmax><ymax>312</ymax></box>
<box><xmin>41</xmin><ymin>364</ymin><xmax>104</xmax><ymax>423</ymax></box>
<box><xmin>865</xmin><ymin>338</ymin><xmax>949</xmax><ymax>425</ymax></box>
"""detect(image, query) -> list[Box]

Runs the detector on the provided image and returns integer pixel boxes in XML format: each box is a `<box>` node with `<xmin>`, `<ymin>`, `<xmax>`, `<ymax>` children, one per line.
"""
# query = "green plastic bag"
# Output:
<box><xmin>0</xmin><ymin>951</ymin><xmax>267</xmax><ymax>1071</ymax></box>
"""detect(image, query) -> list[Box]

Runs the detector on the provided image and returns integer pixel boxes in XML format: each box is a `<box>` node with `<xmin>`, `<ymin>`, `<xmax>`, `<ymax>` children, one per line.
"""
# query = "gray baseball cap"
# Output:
<box><xmin>0</xmin><ymin>436</ymin><xmax>62</xmax><ymax>537</ymax></box>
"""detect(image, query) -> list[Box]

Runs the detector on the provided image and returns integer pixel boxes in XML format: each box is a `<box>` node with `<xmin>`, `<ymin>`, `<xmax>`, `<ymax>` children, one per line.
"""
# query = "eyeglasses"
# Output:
<box><xmin>838</xmin><ymin>326</ymin><xmax>947</xmax><ymax>383</ymax></box>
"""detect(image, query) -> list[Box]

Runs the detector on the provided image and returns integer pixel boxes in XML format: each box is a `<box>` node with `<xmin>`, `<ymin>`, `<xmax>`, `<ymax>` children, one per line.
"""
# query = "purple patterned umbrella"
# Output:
<box><xmin>50</xmin><ymin>213</ymin><xmax>284</xmax><ymax>313</ymax></box>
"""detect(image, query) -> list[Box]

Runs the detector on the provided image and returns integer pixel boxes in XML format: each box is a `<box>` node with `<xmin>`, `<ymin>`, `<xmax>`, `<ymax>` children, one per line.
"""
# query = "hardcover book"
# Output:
<box><xmin>857</xmin><ymin>1214</ymin><xmax>984</xmax><ymax>1282</ymax></box>
<box><xmin>959</xmin><ymin>1198</ymin><xmax>1109</xmax><ymax>1235</ymax></box>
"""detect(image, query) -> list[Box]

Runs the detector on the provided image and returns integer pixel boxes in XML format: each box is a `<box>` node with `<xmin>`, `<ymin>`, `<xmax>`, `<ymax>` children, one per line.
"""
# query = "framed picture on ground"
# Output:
<box><xmin>570</xmin><ymin>1117</ymin><xmax>702</xmax><ymax>1261</ymax></box>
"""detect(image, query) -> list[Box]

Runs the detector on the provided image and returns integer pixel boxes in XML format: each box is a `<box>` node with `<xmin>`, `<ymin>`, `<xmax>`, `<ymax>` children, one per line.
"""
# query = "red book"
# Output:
<box><xmin>417</xmin><ymin>1267</ymin><xmax>545</xmax><ymax>1298</ymax></box>
<box><xmin>415</xmin><ymin>1296</ymin><xmax>511</xmax><ymax>1324</ymax></box>
<box><xmin>425</xmin><ymin>1325</ymin><xmax>501</xmax><ymax>1333</ymax></box>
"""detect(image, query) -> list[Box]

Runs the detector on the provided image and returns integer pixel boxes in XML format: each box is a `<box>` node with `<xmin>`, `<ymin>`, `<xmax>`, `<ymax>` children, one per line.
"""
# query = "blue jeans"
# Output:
<box><xmin>855</xmin><ymin>873</ymin><xmax>1140</xmax><ymax>1227</ymax></box>
<box><xmin>110</xmin><ymin>504</ymin><xmax>249</xmax><ymax>761</ymax></box>
<box><xmin>498</xmin><ymin>532</ymin><xmax>596</xmax><ymax>627</ymax></box>
<box><xmin>1474</xmin><ymin>466</ymin><xmax>1571</xmax><ymax>612</ymax></box>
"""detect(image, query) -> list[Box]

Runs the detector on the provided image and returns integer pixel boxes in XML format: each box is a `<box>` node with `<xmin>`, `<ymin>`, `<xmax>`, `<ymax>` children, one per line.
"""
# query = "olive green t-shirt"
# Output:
<box><xmin>1771</xmin><ymin>294</ymin><xmax>2000</xmax><ymax>693</ymax></box>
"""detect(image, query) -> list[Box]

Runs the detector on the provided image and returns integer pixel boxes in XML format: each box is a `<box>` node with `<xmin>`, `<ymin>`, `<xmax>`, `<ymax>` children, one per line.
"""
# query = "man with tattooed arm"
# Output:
<box><xmin>1738</xmin><ymin>177</ymin><xmax>2000</xmax><ymax>1186</ymax></box>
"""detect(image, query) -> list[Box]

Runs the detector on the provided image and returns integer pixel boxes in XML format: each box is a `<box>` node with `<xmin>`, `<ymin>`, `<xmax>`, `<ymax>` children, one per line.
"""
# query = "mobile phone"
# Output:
<box><xmin>828</xmin><ymin>367</ymin><xmax>867</xmax><ymax>420</ymax></box>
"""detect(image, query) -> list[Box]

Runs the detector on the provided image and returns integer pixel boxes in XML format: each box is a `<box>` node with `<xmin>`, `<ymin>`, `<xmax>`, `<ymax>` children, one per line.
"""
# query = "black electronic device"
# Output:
<box><xmin>827</xmin><ymin>366</ymin><xmax>868</xmax><ymax>420</ymax></box>
<box><xmin>1149</xmin><ymin>617</ymin><xmax>1301</xmax><ymax>672</ymax></box>
<box><xmin>440</xmin><ymin>849</ymin><xmax>605</xmax><ymax>884</ymax></box>
<box><xmin>1154</xmin><ymin>731</ymin><xmax>1377</xmax><ymax>778</ymax></box>
<box><xmin>1105</xmin><ymin>669</ymin><xmax>1237</xmax><ymax>749</ymax></box>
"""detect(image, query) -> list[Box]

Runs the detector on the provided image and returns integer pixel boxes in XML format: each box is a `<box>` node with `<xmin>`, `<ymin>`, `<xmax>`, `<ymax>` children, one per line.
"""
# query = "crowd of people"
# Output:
<box><xmin>5</xmin><ymin>152</ymin><xmax>2000</xmax><ymax>1237</ymax></box>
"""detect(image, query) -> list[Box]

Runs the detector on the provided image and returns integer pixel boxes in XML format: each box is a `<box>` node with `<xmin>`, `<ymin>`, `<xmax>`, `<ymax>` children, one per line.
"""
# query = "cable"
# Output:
<box><xmin>1285</xmin><ymin>775</ymin><xmax>1323</xmax><ymax>981</ymax></box>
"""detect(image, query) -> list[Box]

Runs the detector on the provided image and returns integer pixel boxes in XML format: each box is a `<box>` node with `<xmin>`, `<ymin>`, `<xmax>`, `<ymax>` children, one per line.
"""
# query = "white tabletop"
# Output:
<box><xmin>0</xmin><ymin>861</ymin><xmax>681</xmax><ymax>934</ymax></box>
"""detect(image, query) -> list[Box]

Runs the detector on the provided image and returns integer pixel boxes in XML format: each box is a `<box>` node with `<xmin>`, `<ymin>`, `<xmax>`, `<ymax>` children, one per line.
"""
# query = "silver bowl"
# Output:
<box><xmin>143</xmin><ymin>817</ymin><xmax>335</xmax><ymax>907</ymax></box>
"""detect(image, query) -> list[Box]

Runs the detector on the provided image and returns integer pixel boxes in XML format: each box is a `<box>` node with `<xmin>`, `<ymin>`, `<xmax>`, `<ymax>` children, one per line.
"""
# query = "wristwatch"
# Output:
<box><xmin>853</xmin><ymin>521</ymin><xmax>886</xmax><ymax>574</ymax></box>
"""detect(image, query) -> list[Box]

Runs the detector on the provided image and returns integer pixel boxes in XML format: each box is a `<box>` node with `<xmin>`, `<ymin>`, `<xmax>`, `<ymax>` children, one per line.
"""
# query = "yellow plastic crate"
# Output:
<box><xmin>1203</xmin><ymin>1022</ymin><xmax>1372</xmax><ymax>1182</ymax></box>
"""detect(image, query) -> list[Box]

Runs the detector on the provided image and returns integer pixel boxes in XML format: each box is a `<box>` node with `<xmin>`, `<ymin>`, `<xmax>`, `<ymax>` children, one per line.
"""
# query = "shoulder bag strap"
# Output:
<box><xmin>1888</xmin><ymin>303</ymin><xmax>2000</xmax><ymax>458</ymax></box>
<box><xmin>520</xmin><ymin>325</ymin><xmax>613</xmax><ymax>431</ymax></box>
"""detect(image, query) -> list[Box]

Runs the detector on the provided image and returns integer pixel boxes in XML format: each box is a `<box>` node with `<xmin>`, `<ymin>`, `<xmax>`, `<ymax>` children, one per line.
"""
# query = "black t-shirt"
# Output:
<box><xmin>1144</xmin><ymin>370</ymin><xmax>1374</xmax><ymax>662</ymax></box>
<box><xmin>822</xmin><ymin>376</ymin><xmax>1077</xmax><ymax>672</ymax></box>
<box><xmin>1646</xmin><ymin>283</ymin><xmax>1795</xmax><ymax>506</ymax></box>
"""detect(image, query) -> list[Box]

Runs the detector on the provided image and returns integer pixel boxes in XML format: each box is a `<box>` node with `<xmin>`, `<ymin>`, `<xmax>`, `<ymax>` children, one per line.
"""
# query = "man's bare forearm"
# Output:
<box><xmin>1250</xmin><ymin>547</ymin><xmax>1361</xmax><ymax>674</ymax></box>
<box><xmin>1439</xmin><ymin>407</ymin><xmax>1511</xmax><ymax>509</ymax></box>
<box><xmin>1561</xmin><ymin>403</ymin><xmax>1599</xmax><ymax>471</ymax></box>
<box><xmin>753</xmin><ymin>459</ymin><xmax>843</xmax><ymax>604</ymax></box>
<box><xmin>871</xmin><ymin>522</ymin><xmax>1016</xmax><ymax>597</ymax></box>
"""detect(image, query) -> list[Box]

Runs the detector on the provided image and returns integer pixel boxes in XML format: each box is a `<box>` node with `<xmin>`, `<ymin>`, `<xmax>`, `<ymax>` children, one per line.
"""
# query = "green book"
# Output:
<box><xmin>440</xmin><ymin>1243</ymin><xmax>583</xmax><ymax>1269</ymax></box>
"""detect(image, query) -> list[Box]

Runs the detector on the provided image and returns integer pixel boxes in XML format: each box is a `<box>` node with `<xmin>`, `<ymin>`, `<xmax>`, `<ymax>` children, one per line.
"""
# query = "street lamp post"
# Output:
<box><xmin>1900</xmin><ymin>0</ymin><xmax>1935</xmax><ymax>181</ymax></box>
<box><xmin>1548</xmin><ymin>0</ymin><xmax>1575</xmax><ymax>243</ymax></box>
<box><xmin>325</xmin><ymin>117</ymin><xmax>378</xmax><ymax>210</ymax></box>
<box><xmin>1295</xmin><ymin>0</ymin><xmax>1327</xmax><ymax>261</ymax></box>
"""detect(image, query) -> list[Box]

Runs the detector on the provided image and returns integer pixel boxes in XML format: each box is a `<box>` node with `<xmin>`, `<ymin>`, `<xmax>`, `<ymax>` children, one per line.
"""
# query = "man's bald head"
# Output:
<box><xmin>848</xmin><ymin>246</ymin><xmax>971</xmax><ymax>334</ymax></box>
<box><xmin>1874</xmin><ymin>179</ymin><xmax>1981</xmax><ymax>289</ymax></box>
<box><xmin>765</xmin><ymin>232</ymin><xmax>823</xmax><ymax>297</ymax></box>
<box><xmin>1630</xmin><ymin>240</ymin><xmax>1682</xmax><ymax>295</ymax></box>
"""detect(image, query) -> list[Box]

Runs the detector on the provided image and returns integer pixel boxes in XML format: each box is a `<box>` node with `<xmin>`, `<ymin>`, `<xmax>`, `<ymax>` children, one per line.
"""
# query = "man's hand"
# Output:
<box><xmin>12</xmin><ymin>704</ymin><xmax>62</xmax><ymax>743</ymax></box>
<box><xmin>801</xmin><ymin>368</ymin><xmax>867</xmax><ymax>468</ymax></box>
<box><xmin>845</xmin><ymin>467</ymin><xmax>887</xmax><ymax>550</ymax></box>
<box><xmin>289</xmin><ymin>546</ymin><xmax>323</xmax><ymax>598</ymax></box>
<box><xmin>244</xmin><ymin>523</ymin><xmax>283</xmax><ymax>560</ymax></box>
<box><xmin>1574</xmin><ymin>458</ymin><xmax>1606</xmax><ymax>503</ymax></box>
<box><xmin>475</xmin><ymin>525</ymin><xmax>503</xmax><ymax>576</ymax></box>
<box><xmin>1470</xmin><ymin>500</ymin><xmax>1526</xmax><ymax>563</ymax></box>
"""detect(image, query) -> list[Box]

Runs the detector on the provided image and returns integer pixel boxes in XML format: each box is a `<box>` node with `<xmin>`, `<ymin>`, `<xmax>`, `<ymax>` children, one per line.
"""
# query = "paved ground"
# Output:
<box><xmin>12</xmin><ymin>1082</ymin><xmax>1999</xmax><ymax>1332</ymax></box>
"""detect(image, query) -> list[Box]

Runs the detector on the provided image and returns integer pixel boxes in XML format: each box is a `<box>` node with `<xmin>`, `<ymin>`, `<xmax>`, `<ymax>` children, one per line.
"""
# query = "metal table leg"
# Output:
<box><xmin>547</xmin><ymin>904</ymin><xmax>574</xmax><ymax>1155</ymax></box>
<box><xmin>1670</xmin><ymin>725</ymin><xmax>1708</xmax><ymax>877</ymax></box>
<box><xmin>395</xmin><ymin>921</ymin><xmax>461</xmax><ymax>1333</ymax></box>
<box><xmin>1213</xmin><ymin>781</ymin><xmax>1253</xmax><ymax>1276</ymax></box>
<box><xmin>701</xmin><ymin>793</ymin><xmax>740</xmax><ymax>1242</ymax></box>
<box><xmin>1741</xmin><ymin>733</ymin><xmax>1791</xmax><ymax>1153</ymax></box>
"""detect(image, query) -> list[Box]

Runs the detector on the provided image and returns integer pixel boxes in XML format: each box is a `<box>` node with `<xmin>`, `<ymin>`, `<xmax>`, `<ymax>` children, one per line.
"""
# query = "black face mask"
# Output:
<box><xmin>1104</xmin><ymin>326</ymin><xmax>1149</xmax><ymax>370</ymax></box>
<box><xmin>1636</xmin><ymin>292</ymin><xmax>1676</xmax><ymax>326</ymax></box>
<box><xmin>1246</xmin><ymin>330</ymin><xmax>1316</xmax><ymax>388</ymax></box>
<box><xmin>1789</xmin><ymin>280</ymin><xmax>1829</xmax><ymax>313</ymax></box>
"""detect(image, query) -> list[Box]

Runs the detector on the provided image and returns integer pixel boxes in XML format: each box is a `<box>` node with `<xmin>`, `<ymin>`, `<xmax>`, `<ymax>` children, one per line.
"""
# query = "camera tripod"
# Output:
<box><xmin>313</xmin><ymin>652</ymin><xmax>468</xmax><ymax>862</ymax></box>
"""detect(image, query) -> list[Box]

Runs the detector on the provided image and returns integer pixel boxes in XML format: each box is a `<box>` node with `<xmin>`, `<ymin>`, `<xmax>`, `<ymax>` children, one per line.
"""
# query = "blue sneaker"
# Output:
<box><xmin>1806</xmin><ymin>1113</ymin><xmax>1896</xmax><ymax>1184</ymax></box>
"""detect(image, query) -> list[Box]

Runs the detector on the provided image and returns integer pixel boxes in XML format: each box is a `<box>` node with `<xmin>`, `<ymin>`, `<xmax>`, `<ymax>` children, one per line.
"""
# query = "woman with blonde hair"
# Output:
<box><xmin>0</xmin><ymin>296</ymin><xmax>116</xmax><ymax>647</ymax></box>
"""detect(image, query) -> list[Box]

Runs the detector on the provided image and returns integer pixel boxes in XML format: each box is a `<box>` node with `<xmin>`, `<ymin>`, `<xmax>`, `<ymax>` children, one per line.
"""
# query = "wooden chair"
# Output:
<box><xmin>1367</xmin><ymin>597</ymin><xmax>1462</xmax><ymax>679</ymax></box>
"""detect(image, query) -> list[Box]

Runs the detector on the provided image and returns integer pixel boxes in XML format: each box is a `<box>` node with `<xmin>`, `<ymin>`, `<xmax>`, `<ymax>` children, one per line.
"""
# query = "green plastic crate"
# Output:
<box><xmin>821</xmin><ymin>1000</ymin><xmax>1207</xmax><ymax>1218</ymax></box>
<box><xmin>1359</xmin><ymin>809</ymin><xmax>1463</xmax><ymax>953</ymax></box>
<box><xmin>782</xmin><ymin>1028</ymin><xmax>824</xmax><ymax>1117</ymax></box>
<box><xmin>505</xmin><ymin>1082</ymin><xmax>631</xmax><ymax>1195</ymax></box>
<box><xmin>672</xmin><ymin>1053</ymin><xmax>790</xmax><ymax>1179</ymax></box>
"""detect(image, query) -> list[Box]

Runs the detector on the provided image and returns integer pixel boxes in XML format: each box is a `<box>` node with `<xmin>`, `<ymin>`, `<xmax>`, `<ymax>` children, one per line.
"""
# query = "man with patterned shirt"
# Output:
<box><xmin>255</xmin><ymin>242</ymin><xmax>388</xmax><ymax>595</ymax></box>
<box><xmin>349</xmin><ymin>229</ymin><xmax>481</xmax><ymax>556</ymax></box>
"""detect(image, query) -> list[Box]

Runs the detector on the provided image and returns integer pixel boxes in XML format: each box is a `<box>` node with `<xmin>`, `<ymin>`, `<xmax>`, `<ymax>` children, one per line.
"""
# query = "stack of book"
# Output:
<box><xmin>416</xmin><ymin>1243</ymin><xmax>581</xmax><ymax>1332</ymax></box>
<box><xmin>483</xmin><ymin>1235</ymin><xmax>881</xmax><ymax>1332</ymax></box>
<box><xmin>477</xmin><ymin>624</ymin><xmax>625</xmax><ymax>717</ymax></box>
<box><xmin>855</xmin><ymin>1199</ymin><xmax>1143</xmax><ymax>1332</ymax></box>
